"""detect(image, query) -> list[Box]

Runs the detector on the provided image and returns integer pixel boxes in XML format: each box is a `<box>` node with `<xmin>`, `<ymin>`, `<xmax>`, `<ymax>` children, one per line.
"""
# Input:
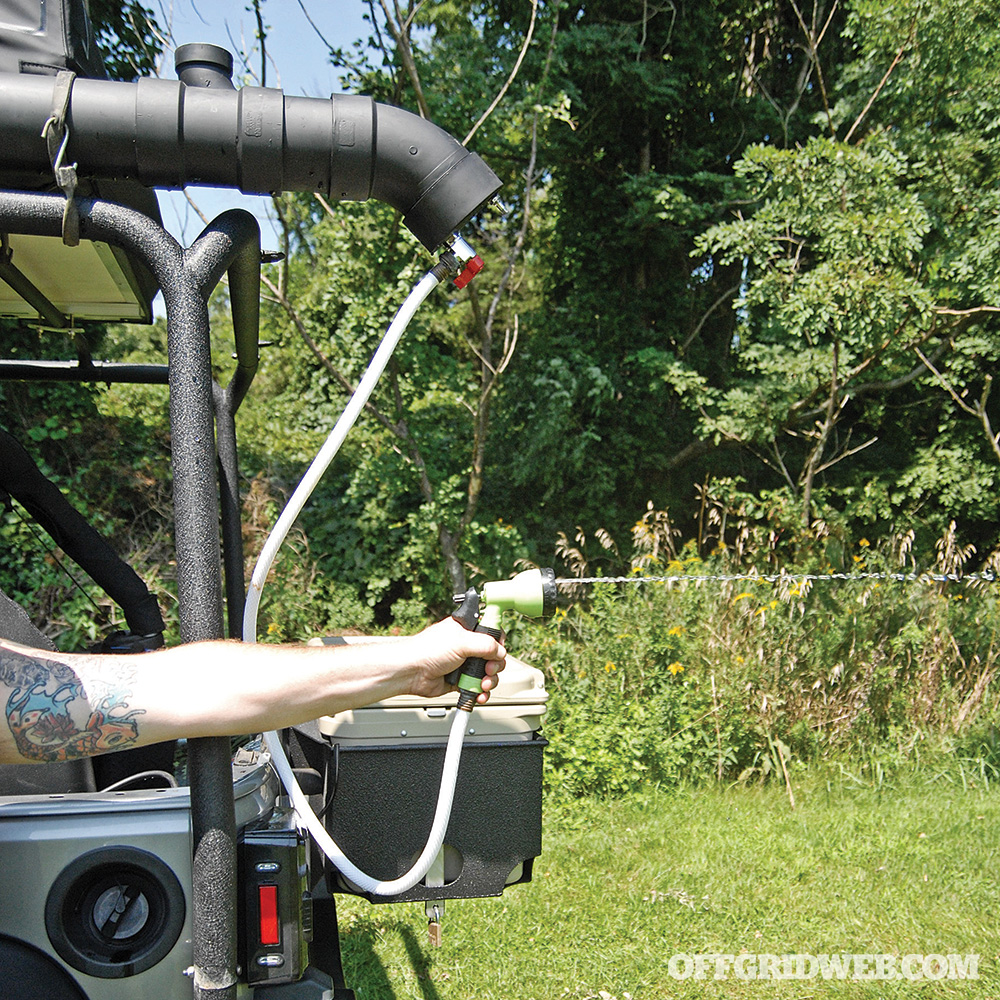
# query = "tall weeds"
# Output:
<box><xmin>520</xmin><ymin>501</ymin><xmax>1000</xmax><ymax>798</ymax></box>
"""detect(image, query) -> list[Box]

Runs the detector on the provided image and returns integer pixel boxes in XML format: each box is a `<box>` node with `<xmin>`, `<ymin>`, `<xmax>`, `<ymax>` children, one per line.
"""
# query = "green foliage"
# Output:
<box><xmin>492</xmin><ymin>0</ymin><xmax>789</xmax><ymax>541</ymax></box>
<box><xmin>256</xmin><ymin>576</ymin><xmax>377</xmax><ymax>644</ymax></box>
<box><xmin>0</xmin><ymin>502</ymin><xmax>108</xmax><ymax>648</ymax></box>
<box><xmin>0</xmin><ymin>320</ymin><xmax>178</xmax><ymax>649</ymax></box>
<box><xmin>523</xmin><ymin>579</ymin><xmax>762</xmax><ymax>799</ymax></box>
<box><xmin>88</xmin><ymin>0</ymin><xmax>162</xmax><ymax>80</ymax></box>
<box><xmin>10</xmin><ymin>1</ymin><xmax>1000</xmax><ymax>747</ymax></box>
<box><xmin>517</xmin><ymin>515</ymin><xmax>1000</xmax><ymax>800</ymax></box>
<box><xmin>678</xmin><ymin>0</ymin><xmax>1000</xmax><ymax>542</ymax></box>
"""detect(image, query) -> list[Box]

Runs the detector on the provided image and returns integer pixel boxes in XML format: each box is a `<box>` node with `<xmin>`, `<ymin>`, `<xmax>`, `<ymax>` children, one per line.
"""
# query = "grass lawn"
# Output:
<box><xmin>335</xmin><ymin>766</ymin><xmax>1000</xmax><ymax>999</ymax></box>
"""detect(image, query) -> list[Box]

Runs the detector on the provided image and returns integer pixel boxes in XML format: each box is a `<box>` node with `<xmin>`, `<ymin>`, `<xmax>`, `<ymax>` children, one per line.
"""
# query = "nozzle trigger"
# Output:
<box><xmin>445</xmin><ymin>588</ymin><xmax>479</xmax><ymax>687</ymax></box>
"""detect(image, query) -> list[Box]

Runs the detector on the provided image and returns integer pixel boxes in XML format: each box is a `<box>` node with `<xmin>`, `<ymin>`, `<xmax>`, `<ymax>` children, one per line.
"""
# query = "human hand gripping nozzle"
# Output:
<box><xmin>446</xmin><ymin>567</ymin><xmax>558</xmax><ymax>710</ymax></box>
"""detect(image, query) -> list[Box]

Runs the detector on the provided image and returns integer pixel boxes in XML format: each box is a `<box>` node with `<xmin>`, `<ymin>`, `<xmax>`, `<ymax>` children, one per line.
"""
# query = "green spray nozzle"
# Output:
<box><xmin>480</xmin><ymin>567</ymin><xmax>558</xmax><ymax>622</ymax></box>
<box><xmin>446</xmin><ymin>567</ymin><xmax>557</xmax><ymax>709</ymax></box>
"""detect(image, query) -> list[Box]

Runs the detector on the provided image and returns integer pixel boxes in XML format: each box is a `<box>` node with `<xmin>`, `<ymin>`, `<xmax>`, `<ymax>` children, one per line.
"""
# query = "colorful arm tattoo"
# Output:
<box><xmin>0</xmin><ymin>642</ymin><xmax>145</xmax><ymax>762</ymax></box>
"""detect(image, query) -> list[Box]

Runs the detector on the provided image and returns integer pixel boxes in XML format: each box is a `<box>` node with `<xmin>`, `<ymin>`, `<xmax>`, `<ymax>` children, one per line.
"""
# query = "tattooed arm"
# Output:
<box><xmin>1</xmin><ymin>643</ymin><xmax>145</xmax><ymax>762</ymax></box>
<box><xmin>0</xmin><ymin>619</ymin><xmax>506</xmax><ymax>765</ymax></box>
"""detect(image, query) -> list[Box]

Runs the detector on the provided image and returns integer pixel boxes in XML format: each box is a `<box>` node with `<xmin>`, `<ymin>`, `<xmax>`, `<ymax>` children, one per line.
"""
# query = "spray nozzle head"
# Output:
<box><xmin>446</xmin><ymin>568</ymin><xmax>556</xmax><ymax>702</ymax></box>
<box><xmin>480</xmin><ymin>567</ymin><xmax>557</xmax><ymax>619</ymax></box>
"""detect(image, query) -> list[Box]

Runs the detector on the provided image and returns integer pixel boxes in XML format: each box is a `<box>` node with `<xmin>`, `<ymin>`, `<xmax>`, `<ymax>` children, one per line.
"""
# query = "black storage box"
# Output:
<box><xmin>286</xmin><ymin>647</ymin><xmax>548</xmax><ymax>904</ymax></box>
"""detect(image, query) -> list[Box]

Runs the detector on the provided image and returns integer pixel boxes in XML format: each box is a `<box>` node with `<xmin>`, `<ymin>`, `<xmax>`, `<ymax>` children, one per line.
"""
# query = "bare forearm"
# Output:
<box><xmin>0</xmin><ymin>620</ymin><xmax>505</xmax><ymax>765</ymax></box>
<box><xmin>140</xmin><ymin>639</ymin><xmax>425</xmax><ymax>740</ymax></box>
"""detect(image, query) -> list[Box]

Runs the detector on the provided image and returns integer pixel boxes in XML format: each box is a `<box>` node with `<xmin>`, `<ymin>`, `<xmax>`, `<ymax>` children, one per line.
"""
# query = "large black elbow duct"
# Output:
<box><xmin>0</xmin><ymin>42</ymin><xmax>501</xmax><ymax>250</ymax></box>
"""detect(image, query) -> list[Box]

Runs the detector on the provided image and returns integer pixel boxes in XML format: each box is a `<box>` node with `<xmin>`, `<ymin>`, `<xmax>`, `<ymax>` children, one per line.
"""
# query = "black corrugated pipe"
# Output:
<box><xmin>0</xmin><ymin>48</ymin><xmax>502</xmax><ymax>250</ymax></box>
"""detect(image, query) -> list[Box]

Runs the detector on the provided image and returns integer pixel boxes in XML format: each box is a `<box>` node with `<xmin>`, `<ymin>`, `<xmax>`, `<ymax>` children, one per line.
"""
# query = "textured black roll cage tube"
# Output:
<box><xmin>0</xmin><ymin>190</ymin><xmax>261</xmax><ymax>999</ymax></box>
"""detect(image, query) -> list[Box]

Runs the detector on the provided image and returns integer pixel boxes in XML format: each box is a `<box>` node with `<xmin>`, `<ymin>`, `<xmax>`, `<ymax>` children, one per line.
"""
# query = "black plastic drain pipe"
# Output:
<box><xmin>0</xmin><ymin>56</ymin><xmax>501</xmax><ymax>250</ymax></box>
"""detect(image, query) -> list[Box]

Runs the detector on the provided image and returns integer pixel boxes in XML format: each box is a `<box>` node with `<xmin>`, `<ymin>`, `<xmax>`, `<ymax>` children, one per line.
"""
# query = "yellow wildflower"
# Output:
<box><xmin>668</xmin><ymin>661</ymin><xmax>684</xmax><ymax>676</ymax></box>
<box><xmin>605</xmin><ymin>661</ymin><xmax>617</xmax><ymax>672</ymax></box>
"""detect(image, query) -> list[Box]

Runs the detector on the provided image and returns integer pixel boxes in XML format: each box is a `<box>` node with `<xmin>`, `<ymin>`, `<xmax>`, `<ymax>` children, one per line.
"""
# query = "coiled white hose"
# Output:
<box><xmin>243</xmin><ymin>265</ymin><xmax>473</xmax><ymax>895</ymax></box>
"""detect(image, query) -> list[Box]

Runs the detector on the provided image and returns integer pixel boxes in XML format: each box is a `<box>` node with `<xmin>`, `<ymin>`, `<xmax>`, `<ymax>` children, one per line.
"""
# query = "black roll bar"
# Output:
<box><xmin>0</xmin><ymin>190</ymin><xmax>260</xmax><ymax>1000</ymax></box>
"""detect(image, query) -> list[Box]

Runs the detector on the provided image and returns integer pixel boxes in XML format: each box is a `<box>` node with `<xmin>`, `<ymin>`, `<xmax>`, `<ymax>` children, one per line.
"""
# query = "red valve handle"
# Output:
<box><xmin>453</xmin><ymin>255</ymin><xmax>484</xmax><ymax>289</ymax></box>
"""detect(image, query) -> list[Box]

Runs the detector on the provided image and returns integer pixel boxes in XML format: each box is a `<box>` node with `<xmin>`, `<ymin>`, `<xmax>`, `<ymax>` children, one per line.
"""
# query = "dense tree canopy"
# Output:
<box><xmin>89</xmin><ymin>0</ymin><xmax>161</xmax><ymax>79</ymax></box>
<box><xmin>5</xmin><ymin>0</ymin><xmax>1000</xmax><ymax>635</ymax></box>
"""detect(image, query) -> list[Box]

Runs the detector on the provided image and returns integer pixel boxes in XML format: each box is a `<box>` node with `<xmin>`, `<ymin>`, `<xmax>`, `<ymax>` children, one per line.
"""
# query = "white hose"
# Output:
<box><xmin>266</xmin><ymin>709</ymin><xmax>467</xmax><ymax>895</ymax></box>
<box><xmin>243</xmin><ymin>265</ymin><xmax>473</xmax><ymax>895</ymax></box>
<box><xmin>243</xmin><ymin>267</ymin><xmax>442</xmax><ymax>633</ymax></box>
